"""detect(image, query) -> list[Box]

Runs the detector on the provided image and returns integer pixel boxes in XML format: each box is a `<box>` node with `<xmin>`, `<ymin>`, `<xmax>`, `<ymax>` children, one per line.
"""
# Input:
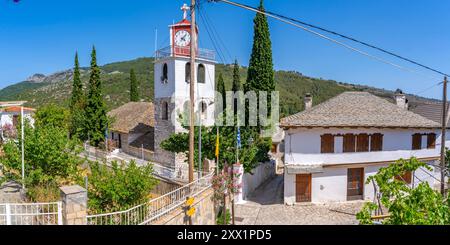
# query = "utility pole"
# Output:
<box><xmin>188</xmin><ymin>0</ymin><xmax>196</xmax><ymax>183</ymax></box>
<box><xmin>21</xmin><ymin>105</ymin><xmax>25</xmax><ymax>189</ymax></box>
<box><xmin>440</xmin><ymin>76</ymin><xmax>447</xmax><ymax>196</ymax></box>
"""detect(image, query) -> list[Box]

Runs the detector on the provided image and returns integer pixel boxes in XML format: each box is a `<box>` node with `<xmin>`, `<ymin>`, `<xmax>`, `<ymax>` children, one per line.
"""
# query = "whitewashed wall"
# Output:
<box><xmin>284</xmin><ymin>160</ymin><xmax>441</xmax><ymax>205</ymax></box>
<box><xmin>242</xmin><ymin>161</ymin><xmax>276</xmax><ymax>200</ymax></box>
<box><xmin>284</xmin><ymin>128</ymin><xmax>442</xmax><ymax>166</ymax></box>
<box><xmin>0</xmin><ymin>113</ymin><xmax>34</xmax><ymax>128</ymax></box>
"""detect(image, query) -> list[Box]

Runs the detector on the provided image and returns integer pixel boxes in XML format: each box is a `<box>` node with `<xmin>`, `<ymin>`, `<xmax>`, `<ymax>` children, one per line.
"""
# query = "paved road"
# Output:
<box><xmin>234</xmin><ymin>175</ymin><xmax>365</xmax><ymax>225</ymax></box>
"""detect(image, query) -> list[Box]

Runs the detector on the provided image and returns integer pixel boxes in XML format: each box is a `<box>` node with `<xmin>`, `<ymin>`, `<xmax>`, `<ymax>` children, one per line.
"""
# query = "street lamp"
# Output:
<box><xmin>0</xmin><ymin>101</ymin><xmax>26</xmax><ymax>189</ymax></box>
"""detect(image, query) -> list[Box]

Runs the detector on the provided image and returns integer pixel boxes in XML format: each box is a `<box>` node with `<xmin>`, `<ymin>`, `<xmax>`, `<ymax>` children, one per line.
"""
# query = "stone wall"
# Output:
<box><xmin>60</xmin><ymin>185</ymin><xmax>87</xmax><ymax>225</ymax></box>
<box><xmin>152</xmin><ymin>188</ymin><xmax>216</xmax><ymax>225</ymax></box>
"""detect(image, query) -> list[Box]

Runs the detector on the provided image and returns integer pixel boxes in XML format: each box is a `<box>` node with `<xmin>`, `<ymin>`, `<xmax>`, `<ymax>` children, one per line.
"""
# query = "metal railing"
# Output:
<box><xmin>86</xmin><ymin>172</ymin><xmax>214</xmax><ymax>225</ymax></box>
<box><xmin>155</xmin><ymin>46</ymin><xmax>215</xmax><ymax>61</ymax></box>
<box><xmin>0</xmin><ymin>202</ymin><xmax>62</xmax><ymax>225</ymax></box>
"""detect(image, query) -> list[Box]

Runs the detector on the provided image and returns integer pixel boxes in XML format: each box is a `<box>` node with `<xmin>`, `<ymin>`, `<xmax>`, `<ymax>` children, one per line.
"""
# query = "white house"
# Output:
<box><xmin>0</xmin><ymin>105</ymin><xmax>35</xmax><ymax>141</ymax></box>
<box><xmin>280</xmin><ymin>91</ymin><xmax>443</xmax><ymax>204</ymax></box>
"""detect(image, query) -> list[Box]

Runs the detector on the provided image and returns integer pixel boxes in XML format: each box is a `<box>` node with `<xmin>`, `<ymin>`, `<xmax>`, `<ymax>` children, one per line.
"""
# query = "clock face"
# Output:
<box><xmin>174</xmin><ymin>30</ymin><xmax>191</xmax><ymax>47</ymax></box>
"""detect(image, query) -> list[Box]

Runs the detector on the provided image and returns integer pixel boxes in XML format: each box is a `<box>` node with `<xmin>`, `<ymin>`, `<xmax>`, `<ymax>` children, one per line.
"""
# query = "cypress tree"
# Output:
<box><xmin>129</xmin><ymin>69</ymin><xmax>139</xmax><ymax>102</ymax></box>
<box><xmin>85</xmin><ymin>46</ymin><xmax>108</xmax><ymax>146</ymax></box>
<box><xmin>245</xmin><ymin>0</ymin><xmax>275</xmax><ymax>127</ymax></box>
<box><xmin>69</xmin><ymin>52</ymin><xmax>86</xmax><ymax>140</ymax></box>
<box><xmin>217</xmin><ymin>72</ymin><xmax>226</xmax><ymax>106</ymax></box>
<box><xmin>232</xmin><ymin>60</ymin><xmax>242</xmax><ymax>93</ymax></box>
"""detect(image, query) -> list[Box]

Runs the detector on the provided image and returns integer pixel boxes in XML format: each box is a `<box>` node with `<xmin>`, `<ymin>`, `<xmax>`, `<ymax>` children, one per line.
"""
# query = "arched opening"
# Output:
<box><xmin>185</xmin><ymin>62</ymin><xmax>191</xmax><ymax>83</ymax></box>
<box><xmin>161</xmin><ymin>63</ymin><xmax>168</xmax><ymax>83</ymax></box>
<box><xmin>198</xmin><ymin>64</ymin><xmax>205</xmax><ymax>83</ymax></box>
<box><xmin>162</xmin><ymin>101</ymin><xmax>169</xmax><ymax>120</ymax></box>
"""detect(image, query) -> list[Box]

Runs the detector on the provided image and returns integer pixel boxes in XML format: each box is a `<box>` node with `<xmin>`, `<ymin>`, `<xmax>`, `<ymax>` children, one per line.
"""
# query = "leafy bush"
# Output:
<box><xmin>217</xmin><ymin>209</ymin><xmax>231</xmax><ymax>225</ymax></box>
<box><xmin>86</xmin><ymin>160</ymin><xmax>159</xmax><ymax>213</ymax></box>
<box><xmin>356</xmin><ymin>158</ymin><xmax>450</xmax><ymax>225</ymax></box>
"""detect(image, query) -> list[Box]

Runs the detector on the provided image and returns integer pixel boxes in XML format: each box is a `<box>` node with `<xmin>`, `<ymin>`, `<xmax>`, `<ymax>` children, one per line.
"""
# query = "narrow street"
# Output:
<box><xmin>235</xmin><ymin>175</ymin><xmax>365</xmax><ymax>225</ymax></box>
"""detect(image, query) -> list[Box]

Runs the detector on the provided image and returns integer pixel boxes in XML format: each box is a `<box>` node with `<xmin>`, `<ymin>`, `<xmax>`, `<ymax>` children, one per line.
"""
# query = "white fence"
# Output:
<box><xmin>86</xmin><ymin>172</ymin><xmax>214</xmax><ymax>225</ymax></box>
<box><xmin>0</xmin><ymin>202</ymin><xmax>62</xmax><ymax>225</ymax></box>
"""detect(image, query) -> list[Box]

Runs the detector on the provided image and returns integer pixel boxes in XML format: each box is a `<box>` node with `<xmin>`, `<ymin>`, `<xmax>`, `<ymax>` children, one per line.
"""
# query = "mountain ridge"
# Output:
<box><xmin>0</xmin><ymin>57</ymin><xmax>439</xmax><ymax>117</ymax></box>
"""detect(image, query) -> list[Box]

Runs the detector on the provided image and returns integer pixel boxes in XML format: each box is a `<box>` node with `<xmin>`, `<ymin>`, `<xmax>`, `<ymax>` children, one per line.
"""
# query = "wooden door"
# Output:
<box><xmin>296</xmin><ymin>174</ymin><xmax>312</xmax><ymax>202</ymax></box>
<box><xmin>347</xmin><ymin>168</ymin><xmax>364</xmax><ymax>200</ymax></box>
<box><xmin>118</xmin><ymin>134</ymin><xmax>122</xmax><ymax>149</ymax></box>
<box><xmin>12</xmin><ymin>115</ymin><xmax>19</xmax><ymax>127</ymax></box>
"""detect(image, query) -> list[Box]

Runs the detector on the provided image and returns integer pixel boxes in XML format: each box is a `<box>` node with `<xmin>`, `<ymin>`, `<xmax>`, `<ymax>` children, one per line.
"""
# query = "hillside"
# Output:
<box><xmin>0</xmin><ymin>57</ymin><xmax>438</xmax><ymax>117</ymax></box>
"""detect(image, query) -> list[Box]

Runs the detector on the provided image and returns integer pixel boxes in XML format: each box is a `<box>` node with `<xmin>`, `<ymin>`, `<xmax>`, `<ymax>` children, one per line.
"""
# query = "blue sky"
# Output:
<box><xmin>0</xmin><ymin>0</ymin><xmax>449</xmax><ymax>99</ymax></box>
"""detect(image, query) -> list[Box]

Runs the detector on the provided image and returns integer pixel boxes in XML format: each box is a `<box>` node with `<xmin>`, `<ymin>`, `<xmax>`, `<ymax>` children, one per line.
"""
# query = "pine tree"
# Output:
<box><xmin>245</xmin><ymin>0</ymin><xmax>275</xmax><ymax>126</ymax></box>
<box><xmin>69</xmin><ymin>52</ymin><xmax>86</xmax><ymax>140</ymax></box>
<box><xmin>129</xmin><ymin>69</ymin><xmax>139</xmax><ymax>102</ymax></box>
<box><xmin>232</xmin><ymin>60</ymin><xmax>242</xmax><ymax>93</ymax></box>
<box><xmin>85</xmin><ymin>46</ymin><xmax>108</xmax><ymax>146</ymax></box>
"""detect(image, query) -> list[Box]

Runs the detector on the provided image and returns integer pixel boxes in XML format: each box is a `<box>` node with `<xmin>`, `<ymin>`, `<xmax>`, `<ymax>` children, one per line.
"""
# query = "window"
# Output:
<box><xmin>343</xmin><ymin>134</ymin><xmax>356</xmax><ymax>153</ymax></box>
<box><xmin>161</xmin><ymin>63</ymin><xmax>168</xmax><ymax>83</ymax></box>
<box><xmin>395</xmin><ymin>171</ymin><xmax>412</xmax><ymax>184</ymax></box>
<box><xmin>427</xmin><ymin>133</ymin><xmax>436</xmax><ymax>149</ymax></box>
<box><xmin>356</xmin><ymin>134</ymin><xmax>369</xmax><ymax>152</ymax></box>
<box><xmin>12</xmin><ymin>115</ymin><xmax>19</xmax><ymax>127</ymax></box>
<box><xmin>321</xmin><ymin>134</ymin><xmax>334</xmax><ymax>153</ymax></box>
<box><xmin>370</xmin><ymin>133</ymin><xmax>383</xmax><ymax>151</ymax></box>
<box><xmin>162</xmin><ymin>101</ymin><xmax>169</xmax><ymax>120</ymax></box>
<box><xmin>185</xmin><ymin>62</ymin><xmax>191</xmax><ymax>83</ymax></box>
<box><xmin>412</xmin><ymin>133</ymin><xmax>422</xmax><ymax>150</ymax></box>
<box><xmin>198</xmin><ymin>64</ymin><xmax>205</xmax><ymax>83</ymax></box>
<box><xmin>271</xmin><ymin>143</ymin><xmax>277</xmax><ymax>153</ymax></box>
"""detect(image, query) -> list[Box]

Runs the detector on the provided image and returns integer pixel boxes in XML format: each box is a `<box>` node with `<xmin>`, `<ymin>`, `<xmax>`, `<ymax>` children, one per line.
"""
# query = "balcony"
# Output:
<box><xmin>285</xmin><ymin>148</ymin><xmax>440</xmax><ymax>173</ymax></box>
<box><xmin>155</xmin><ymin>46</ymin><xmax>215</xmax><ymax>61</ymax></box>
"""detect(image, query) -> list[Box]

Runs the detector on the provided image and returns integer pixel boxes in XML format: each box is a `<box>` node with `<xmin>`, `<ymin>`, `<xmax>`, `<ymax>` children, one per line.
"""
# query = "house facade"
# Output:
<box><xmin>0</xmin><ymin>105</ymin><xmax>35</xmax><ymax>141</ymax></box>
<box><xmin>281</xmin><ymin>92</ymin><xmax>443</xmax><ymax>204</ymax></box>
<box><xmin>107</xmin><ymin>102</ymin><xmax>155</xmax><ymax>160</ymax></box>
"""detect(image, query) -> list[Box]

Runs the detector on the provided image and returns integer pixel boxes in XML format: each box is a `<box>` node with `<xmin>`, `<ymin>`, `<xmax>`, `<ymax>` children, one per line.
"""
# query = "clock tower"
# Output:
<box><xmin>153</xmin><ymin>4</ymin><xmax>216</xmax><ymax>175</ymax></box>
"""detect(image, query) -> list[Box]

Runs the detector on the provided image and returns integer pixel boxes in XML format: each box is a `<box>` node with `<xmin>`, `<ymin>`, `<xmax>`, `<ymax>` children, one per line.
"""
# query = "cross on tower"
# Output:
<box><xmin>181</xmin><ymin>3</ymin><xmax>190</xmax><ymax>20</ymax></box>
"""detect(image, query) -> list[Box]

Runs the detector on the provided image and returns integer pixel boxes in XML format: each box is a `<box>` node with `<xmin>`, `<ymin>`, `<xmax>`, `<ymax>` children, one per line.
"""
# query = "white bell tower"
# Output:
<box><xmin>153</xmin><ymin>4</ymin><xmax>216</xmax><ymax>170</ymax></box>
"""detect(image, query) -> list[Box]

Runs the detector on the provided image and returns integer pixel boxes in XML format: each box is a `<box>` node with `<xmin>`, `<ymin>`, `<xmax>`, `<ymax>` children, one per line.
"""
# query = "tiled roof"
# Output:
<box><xmin>280</xmin><ymin>92</ymin><xmax>441</xmax><ymax>129</ymax></box>
<box><xmin>1</xmin><ymin>106</ymin><xmax>35</xmax><ymax>113</ymax></box>
<box><xmin>107</xmin><ymin>102</ymin><xmax>154</xmax><ymax>133</ymax></box>
<box><xmin>409</xmin><ymin>102</ymin><xmax>450</xmax><ymax>126</ymax></box>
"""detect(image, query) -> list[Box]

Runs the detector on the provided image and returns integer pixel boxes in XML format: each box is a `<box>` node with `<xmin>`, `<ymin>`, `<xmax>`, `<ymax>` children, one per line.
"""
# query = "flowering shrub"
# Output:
<box><xmin>2</xmin><ymin>123</ymin><xmax>17</xmax><ymax>139</ymax></box>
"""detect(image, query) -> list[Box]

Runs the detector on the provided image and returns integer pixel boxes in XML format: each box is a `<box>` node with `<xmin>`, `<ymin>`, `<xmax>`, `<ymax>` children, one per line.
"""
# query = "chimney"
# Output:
<box><xmin>304</xmin><ymin>93</ymin><xmax>313</xmax><ymax>110</ymax></box>
<box><xmin>394</xmin><ymin>89</ymin><xmax>408</xmax><ymax>110</ymax></box>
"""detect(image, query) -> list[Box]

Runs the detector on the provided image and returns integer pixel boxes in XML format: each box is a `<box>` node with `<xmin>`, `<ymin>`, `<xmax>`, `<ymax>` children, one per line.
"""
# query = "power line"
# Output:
<box><xmin>209</xmin><ymin>0</ymin><xmax>449</xmax><ymax>79</ymax></box>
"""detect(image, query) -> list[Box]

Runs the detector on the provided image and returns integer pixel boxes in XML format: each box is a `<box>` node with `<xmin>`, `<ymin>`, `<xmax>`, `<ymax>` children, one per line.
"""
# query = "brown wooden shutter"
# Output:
<box><xmin>343</xmin><ymin>134</ymin><xmax>356</xmax><ymax>153</ymax></box>
<box><xmin>356</xmin><ymin>134</ymin><xmax>369</xmax><ymax>152</ymax></box>
<box><xmin>321</xmin><ymin>134</ymin><xmax>334</xmax><ymax>153</ymax></box>
<box><xmin>427</xmin><ymin>133</ymin><xmax>436</xmax><ymax>149</ymax></box>
<box><xmin>370</xmin><ymin>133</ymin><xmax>383</xmax><ymax>152</ymax></box>
<box><xmin>412</xmin><ymin>133</ymin><xmax>422</xmax><ymax>150</ymax></box>
<box><xmin>395</xmin><ymin>171</ymin><xmax>412</xmax><ymax>184</ymax></box>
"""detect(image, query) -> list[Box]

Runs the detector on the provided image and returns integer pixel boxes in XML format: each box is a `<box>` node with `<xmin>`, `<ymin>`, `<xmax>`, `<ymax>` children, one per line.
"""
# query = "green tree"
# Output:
<box><xmin>129</xmin><ymin>68</ymin><xmax>139</xmax><ymax>102</ymax></box>
<box><xmin>35</xmin><ymin>104</ymin><xmax>70</xmax><ymax>130</ymax></box>
<box><xmin>356</xmin><ymin>158</ymin><xmax>450</xmax><ymax>225</ymax></box>
<box><xmin>69</xmin><ymin>52</ymin><xmax>86</xmax><ymax>140</ymax></box>
<box><xmin>245</xmin><ymin>0</ymin><xmax>275</xmax><ymax>125</ymax></box>
<box><xmin>1</xmin><ymin>120</ymin><xmax>83</xmax><ymax>201</ymax></box>
<box><xmin>87</xmin><ymin>160</ymin><xmax>159</xmax><ymax>213</ymax></box>
<box><xmin>232</xmin><ymin>60</ymin><xmax>242</xmax><ymax>93</ymax></box>
<box><xmin>216</xmin><ymin>72</ymin><xmax>226</xmax><ymax>108</ymax></box>
<box><xmin>85</xmin><ymin>46</ymin><xmax>108</xmax><ymax>146</ymax></box>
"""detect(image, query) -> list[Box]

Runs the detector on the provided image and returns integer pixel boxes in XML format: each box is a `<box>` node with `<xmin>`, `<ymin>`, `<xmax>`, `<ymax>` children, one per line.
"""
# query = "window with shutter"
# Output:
<box><xmin>343</xmin><ymin>134</ymin><xmax>356</xmax><ymax>153</ymax></box>
<box><xmin>321</xmin><ymin>134</ymin><xmax>334</xmax><ymax>153</ymax></box>
<box><xmin>412</xmin><ymin>133</ymin><xmax>422</xmax><ymax>150</ymax></box>
<box><xmin>356</xmin><ymin>134</ymin><xmax>369</xmax><ymax>152</ymax></box>
<box><xmin>395</xmin><ymin>171</ymin><xmax>412</xmax><ymax>184</ymax></box>
<box><xmin>427</xmin><ymin>133</ymin><xmax>436</xmax><ymax>149</ymax></box>
<box><xmin>370</xmin><ymin>133</ymin><xmax>383</xmax><ymax>152</ymax></box>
